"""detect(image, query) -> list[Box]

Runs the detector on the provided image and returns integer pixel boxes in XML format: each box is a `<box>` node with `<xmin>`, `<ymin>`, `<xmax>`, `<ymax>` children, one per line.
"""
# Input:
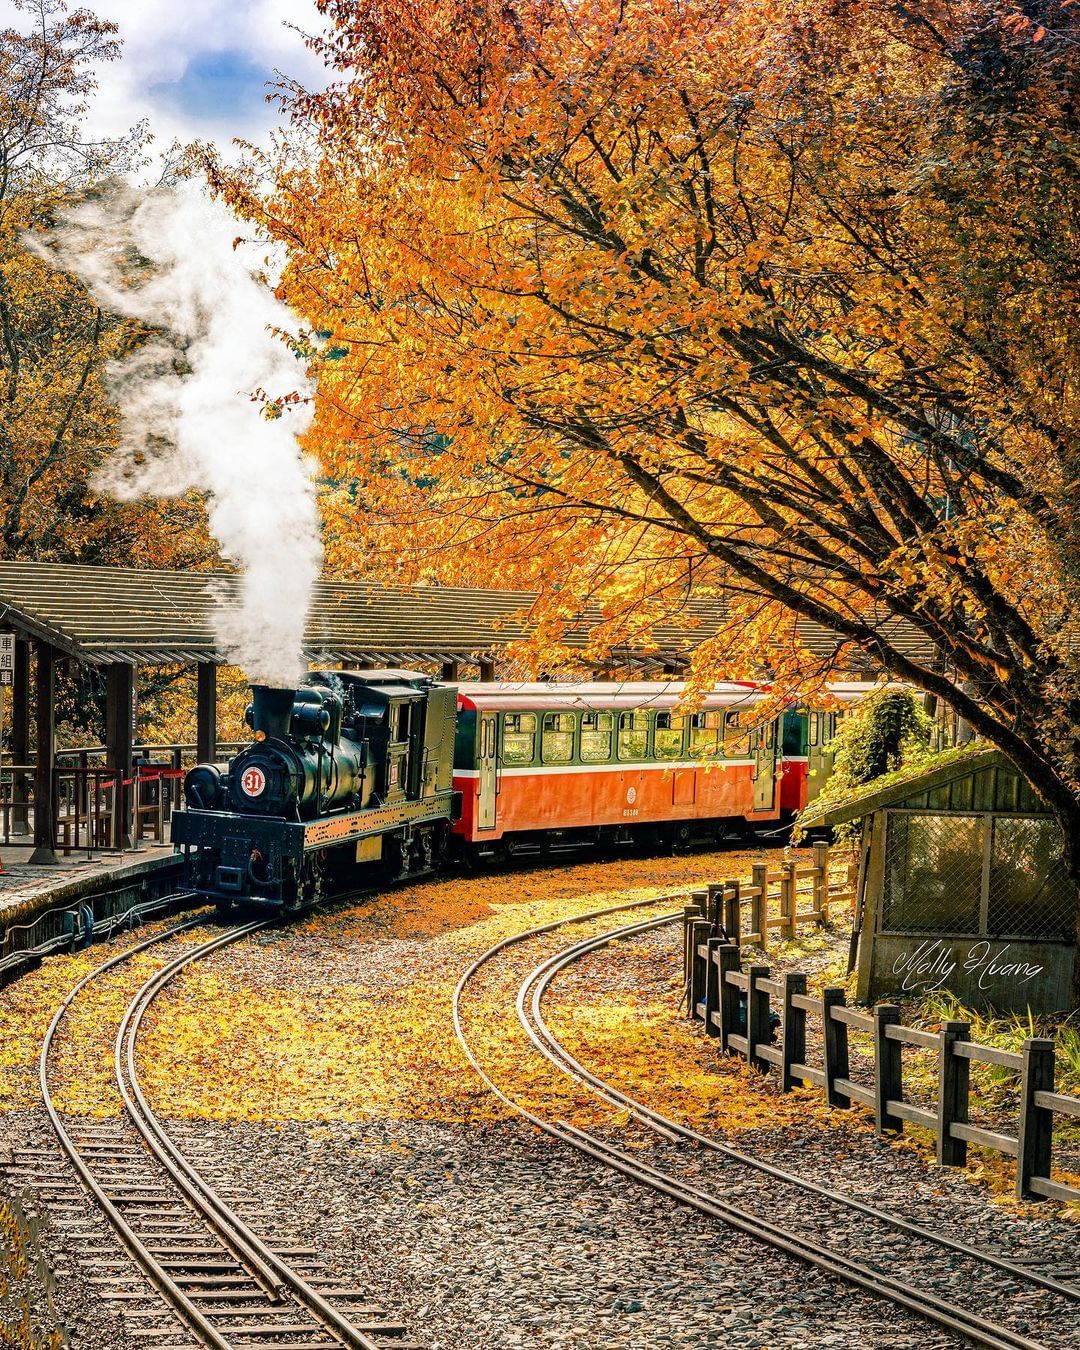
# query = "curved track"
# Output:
<box><xmin>454</xmin><ymin>896</ymin><xmax>1080</xmax><ymax>1350</ymax></box>
<box><xmin>12</xmin><ymin>901</ymin><xmax>415</xmax><ymax>1350</ymax></box>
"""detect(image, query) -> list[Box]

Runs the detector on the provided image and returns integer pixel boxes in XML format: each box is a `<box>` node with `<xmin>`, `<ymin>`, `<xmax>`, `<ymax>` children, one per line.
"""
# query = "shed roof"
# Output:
<box><xmin>0</xmin><ymin>561</ymin><xmax>934</xmax><ymax>672</ymax></box>
<box><xmin>800</xmin><ymin>748</ymin><xmax>1051</xmax><ymax>828</ymax></box>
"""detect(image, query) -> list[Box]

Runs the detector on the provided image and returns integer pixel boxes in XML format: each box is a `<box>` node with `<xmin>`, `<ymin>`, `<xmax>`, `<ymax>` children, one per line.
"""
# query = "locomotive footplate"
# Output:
<box><xmin>172</xmin><ymin>792</ymin><xmax>458</xmax><ymax>861</ymax></box>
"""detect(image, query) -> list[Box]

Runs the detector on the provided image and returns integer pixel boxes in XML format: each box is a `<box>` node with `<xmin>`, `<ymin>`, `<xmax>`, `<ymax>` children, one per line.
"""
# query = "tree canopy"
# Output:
<box><xmin>0</xmin><ymin>0</ymin><xmax>211</xmax><ymax>566</ymax></box>
<box><xmin>213</xmin><ymin>0</ymin><xmax>1080</xmax><ymax>847</ymax></box>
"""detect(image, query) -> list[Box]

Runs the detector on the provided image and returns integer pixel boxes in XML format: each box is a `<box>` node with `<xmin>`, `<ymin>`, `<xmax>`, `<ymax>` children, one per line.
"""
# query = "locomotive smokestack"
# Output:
<box><xmin>250</xmin><ymin>685</ymin><xmax>295</xmax><ymax>741</ymax></box>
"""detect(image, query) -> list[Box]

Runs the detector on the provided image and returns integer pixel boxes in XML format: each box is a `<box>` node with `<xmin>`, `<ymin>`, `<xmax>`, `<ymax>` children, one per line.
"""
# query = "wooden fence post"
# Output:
<box><xmin>874</xmin><ymin>1004</ymin><xmax>904</xmax><ymax>1134</ymax></box>
<box><xmin>1017</xmin><ymin>1037</ymin><xmax>1056</xmax><ymax>1200</ymax></box>
<box><xmin>723</xmin><ymin>879</ymin><xmax>741</xmax><ymax>946</ymax></box>
<box><xmin>813</xmin><ymin>841</ymin><xmax>829</xmax><ymax>924</ymax></box>
<box><xmin>746</xmin><ymin>964</ymin><xmax>771</xmax><ymax>1071</ymax></box>
<box><xmin>822</xmin><ymin>987</ymin><xmax>850</xmax><ymax>1108</ymax></box>
<box><xmin>688</xmin><ymin>919</ymin><xmax>712</xmax><ymax>1020</ymax></box>
<box><xmin>780</xmin><ymin>860</ymin><xmax>796</xmax><ymax>938</ymax></box>
<box><xmin>707</xmin><ymin>882</ymin><xmax>725</xmax><ymax>929</ymax></box>
<box><xmin>751</xmin><ymin>862</ymin><xmax>768</xmax><ymax>950</ymax></box>
<box><xmin>937</xmin><ymin>1020</ymin><xmax>970</xmax><ymax>1167</ymax></box>
<box><xmin>781</xmin><ymin>972</ymin><xmax>807</xmax><ymax>1093</ymax></box>
<box><xmin>847</xmin><ymin>852</ymin><xmax>860</xmax><ymax>918</ymax></box>
<box><xmin>717</xmin><ymin>945</ymin><xmax>742</xmax><ymax>1052</ymax></box>
<box><xmin>703</xmin><ymin>937</ymin><xmax>725</xmax><ymax>1039</ymax></box>
<box><xmin>682</xmin><ymin>905</ymin><xmax>701</xmax><ymax>995</ymax></box>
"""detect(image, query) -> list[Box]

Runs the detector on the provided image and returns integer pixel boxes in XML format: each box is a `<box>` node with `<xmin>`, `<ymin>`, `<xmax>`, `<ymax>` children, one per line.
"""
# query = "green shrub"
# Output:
<box><xmin>798</xmin><ymin>685</ymin><xmax>933</xmax><ymax>842</ymax></box>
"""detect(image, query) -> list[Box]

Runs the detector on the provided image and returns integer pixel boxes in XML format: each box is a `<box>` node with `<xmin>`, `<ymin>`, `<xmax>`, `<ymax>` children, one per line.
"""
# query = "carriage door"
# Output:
<box><xmin>478</xmin><ymin>711</ymin><xmax>499</xmax><ymax>830</ymax></box>
<box><xmin>753</xmin><ymin>718</ymin><xmax>777</xmax><ymax>811</ymax></box>
<box><xmin>806</xmin><ymin>711</ymin><xmax>829</xmax><ymax>803</ymax></box>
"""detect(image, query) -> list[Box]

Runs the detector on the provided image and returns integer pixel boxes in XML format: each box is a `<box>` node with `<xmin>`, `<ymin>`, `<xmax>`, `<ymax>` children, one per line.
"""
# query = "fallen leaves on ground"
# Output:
<box><xmin>136</xmin><ymin>849</ymin><xmax>772</xmax><ymax>1124</ymax></box>
<box><xmin>0</xmin><ymin>921</ymin><xmax>211</xmax><ymax>1117</ymax></box>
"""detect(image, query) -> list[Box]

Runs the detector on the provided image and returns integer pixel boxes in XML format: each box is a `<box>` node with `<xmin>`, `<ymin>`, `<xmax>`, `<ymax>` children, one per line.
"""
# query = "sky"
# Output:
<box><xmin>0</xmin><ymin>0</ymin><xmax>329</xmax><ymax>154</ymax></box>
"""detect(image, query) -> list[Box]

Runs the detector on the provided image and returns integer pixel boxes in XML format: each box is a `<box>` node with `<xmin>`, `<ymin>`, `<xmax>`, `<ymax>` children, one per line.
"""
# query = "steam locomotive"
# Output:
<box><xmin>172</xmin><ymin>671</ymin><xmax>458</xmax><ymax>912</ymax></box>
<box><xmin>172</xmin><ymin>670</ymin><xmax>868</xmax><ymax>913</ymax></box>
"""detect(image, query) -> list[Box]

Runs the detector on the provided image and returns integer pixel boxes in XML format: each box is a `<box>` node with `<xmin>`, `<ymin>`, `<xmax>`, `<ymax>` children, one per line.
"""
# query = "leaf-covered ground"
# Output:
<box><xmin>0</xmin><ymin>919</ymin><xmax>213</xmax><ymax>1117</ymax></box>
<box><xmin>3</xmin><ymin>846</ymin><xmax>1071</xmax><ymax>1216</ymax></box>
<box><xmin>135</xmin><ymin>849</ymin><xmax>783</xmax><ymax>1125</ymax></box>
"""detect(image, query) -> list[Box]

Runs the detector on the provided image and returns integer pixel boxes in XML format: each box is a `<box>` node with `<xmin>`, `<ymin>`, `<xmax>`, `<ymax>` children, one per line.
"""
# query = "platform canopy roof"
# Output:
<box><xmin>0</xmin><ymin>560</ymin><xmax>932</xmax><ymax>673</ymax></box>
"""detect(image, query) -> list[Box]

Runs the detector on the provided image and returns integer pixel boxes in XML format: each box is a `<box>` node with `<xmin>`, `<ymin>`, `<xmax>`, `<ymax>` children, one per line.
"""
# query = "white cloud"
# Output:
<box><xmin>0</xmin><ymin>0</ymin><xmax>328</xmax><ymax>154</ymax></box>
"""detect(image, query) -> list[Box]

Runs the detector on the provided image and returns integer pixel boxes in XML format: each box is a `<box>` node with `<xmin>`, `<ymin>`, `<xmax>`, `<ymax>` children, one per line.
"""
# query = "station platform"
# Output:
<box><xmin>0</xmin><ymin>844</ymin><xmax>181</xmax><ymax>929</ymax></box>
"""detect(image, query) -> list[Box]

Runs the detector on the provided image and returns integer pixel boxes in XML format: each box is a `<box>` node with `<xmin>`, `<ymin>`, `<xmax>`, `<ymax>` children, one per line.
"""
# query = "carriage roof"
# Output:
<box><xmin>455</xmin><ymin>680</ymin><xmax>878</xmax><ymax>714</ymax></box>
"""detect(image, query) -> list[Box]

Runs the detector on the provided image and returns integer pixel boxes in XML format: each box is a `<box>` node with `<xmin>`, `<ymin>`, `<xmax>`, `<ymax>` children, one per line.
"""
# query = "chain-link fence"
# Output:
<box><xmin>883</xmin><ymin>813</ymin><xmax>983</xmax><ymax>933</ymax></box>
<box><xmin>989</xmin><ymin>816</ymin><xmax>1074</xmax><ymax>940</ymax></box>
<box><xmin>882</xmin><ymin>810</ymin><xmax>1076</xmax><ymax>939</ymax></box>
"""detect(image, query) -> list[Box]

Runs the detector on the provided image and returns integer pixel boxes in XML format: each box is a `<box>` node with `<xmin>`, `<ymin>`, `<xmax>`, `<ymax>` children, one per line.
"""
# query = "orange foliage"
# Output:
<box><xmin>213</xmin><ymin>0</ymin><xmax>1080</xmax><ymax>851</ymax></box>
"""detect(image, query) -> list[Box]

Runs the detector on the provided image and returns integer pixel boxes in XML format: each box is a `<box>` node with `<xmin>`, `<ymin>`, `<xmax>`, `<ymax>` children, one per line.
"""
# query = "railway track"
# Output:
<box><xmin>3</xmin><ymin>896</ymin><xmax>420</xmax><ymax>1350</ymax></box>
<box><xmin>454</xmin><ymin>896</ymin><xmax>1080</xmax><ymax>1350</ymax></box>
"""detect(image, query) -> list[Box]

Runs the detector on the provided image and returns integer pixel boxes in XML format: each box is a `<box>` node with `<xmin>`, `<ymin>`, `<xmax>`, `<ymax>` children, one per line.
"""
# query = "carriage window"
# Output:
<box><xmin>808</xmin><ymin>713</ymin><xmax>820</xmax><ymax>747</ymax></box>
<box><xmin>782</xmin><ymin>711</ymin><xmax>807</xmax><ymax>757</ymax></box>
<box><xmin>689</xmin><ymin>711</ymin><xmax>722</xmax><ymax>757</ymax></box>
<box><xmin>654</xmin><ymin>712</ymin><xmax>685</xmax><ymax>760</ymax></box>
<box><xmin>542</xmin><ymin>712</ymin><xmax>576</xmax><ymax>764</ymax></box>
<box><xmin>502</xmin><ymin>712</ymin><xmax>536</xmax><ymax>765</ymax></box>
<box><xmin>617</xmin><ymin>711</ymin><xmax>648</xmax><ymax>761</ymax></box>
<box><xmin>724</xmin><ymin>712</ymin><xmax>752</xmax><ymax>758</ymax></box>
<box><xmin>580</xmin><ymin>711</ymin><xmax>613</xmax><ymax>762</ymax></box>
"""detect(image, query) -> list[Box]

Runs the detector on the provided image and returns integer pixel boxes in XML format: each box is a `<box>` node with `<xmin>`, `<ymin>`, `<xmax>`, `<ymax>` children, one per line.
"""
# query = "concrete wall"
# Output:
<box><xmin>861</xmin><ymin>932</ymin><xmax>1076</xmax><ymax>1013</ymax></box>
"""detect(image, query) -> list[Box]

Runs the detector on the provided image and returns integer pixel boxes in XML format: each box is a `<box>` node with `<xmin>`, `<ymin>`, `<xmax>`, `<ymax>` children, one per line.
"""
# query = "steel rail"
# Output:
<box><xmin>451</xmin><ymin>897</ymin><xmax>1053</xmax><ymax>1350</ymax></box>
<box><xmin>112</xmin><ymin>919</ymin><xmax>287</xmax><ymax>1301</ymax></box>
<box><xmin>38</xmin><ymin>907</ymin><xmax>232</xmax><ymax>1350</ymax></box>
<box><xmin>39</xmin><ymin>903</ymin><xmax>387</xmax><ymax>1349</ymax></box>
<box><xmin>526</xmin><ymin>914</ymin><xmax>1080</xmax><ymax>1304</ymax></box>
<box><xmin>119</xmin><ymin>925</ymin><xmax>388</xmax><ymax>1350</ymax></box>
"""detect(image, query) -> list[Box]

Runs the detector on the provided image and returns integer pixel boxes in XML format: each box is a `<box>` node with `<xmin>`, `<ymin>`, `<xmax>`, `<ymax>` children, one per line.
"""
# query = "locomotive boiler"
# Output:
<box><xmin>172</xmin><ymin>670</ymin><xmax>459</xmax><ymax>911</ymax></box>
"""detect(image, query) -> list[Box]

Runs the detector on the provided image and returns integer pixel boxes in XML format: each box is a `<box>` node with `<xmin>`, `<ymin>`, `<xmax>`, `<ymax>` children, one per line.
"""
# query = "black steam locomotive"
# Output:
<box><xmin>172</xmin><ymin>671</ymin><xmax>458</xmax><ymax>912</ymax></box>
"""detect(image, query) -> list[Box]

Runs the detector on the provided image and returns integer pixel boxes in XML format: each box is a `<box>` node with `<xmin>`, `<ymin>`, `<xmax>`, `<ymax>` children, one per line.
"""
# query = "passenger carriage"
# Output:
<box><xmin>453</xmin><ymin>681</ymin><xmax>878</xmax><ymax>857</ymax></box>
<box><xmin>452</xmin><ymin>682</ymin><xmax>785</xmax><ymax>856</ymax></box>
<box><xmin>778</xmin><ymin>687</ymin><xmax>872</xmax><ymax>818</ymax></box>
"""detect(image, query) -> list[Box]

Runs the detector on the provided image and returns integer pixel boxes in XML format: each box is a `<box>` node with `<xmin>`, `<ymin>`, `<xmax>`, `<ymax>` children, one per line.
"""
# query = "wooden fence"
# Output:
<box><xmin>683</xmin><ymin>904</ymin><xmax>1080</xmax><ymax>1204</ymax></box>
<box><xmin>684</xmin><ymin>842</ymin><xmax>858</xmax><ymax>951</ymax></box>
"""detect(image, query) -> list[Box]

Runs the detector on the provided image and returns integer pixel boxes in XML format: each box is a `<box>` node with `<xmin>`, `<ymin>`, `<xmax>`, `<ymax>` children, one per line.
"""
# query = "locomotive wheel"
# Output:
<box><xmin>296</xmin><ymin>855</ymin><xmax>327</xmax><ymax>909</ymax></box>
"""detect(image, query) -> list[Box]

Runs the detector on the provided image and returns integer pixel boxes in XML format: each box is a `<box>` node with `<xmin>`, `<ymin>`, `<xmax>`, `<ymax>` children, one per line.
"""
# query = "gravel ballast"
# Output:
<box><xmin>163</xmin><ymin>1114</ymin><xmax>972</xmax><ymax>1350</ymax></box>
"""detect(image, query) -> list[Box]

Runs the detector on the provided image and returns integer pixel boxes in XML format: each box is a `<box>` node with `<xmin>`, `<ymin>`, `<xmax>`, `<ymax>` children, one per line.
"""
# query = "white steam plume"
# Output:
<box><xmin>35</xmin><ymin>182</ymin><xmax>321</xmax><ymax>687</ymax></box>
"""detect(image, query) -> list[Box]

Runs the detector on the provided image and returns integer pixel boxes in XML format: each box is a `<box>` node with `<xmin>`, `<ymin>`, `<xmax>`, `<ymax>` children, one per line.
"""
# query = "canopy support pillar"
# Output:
<box><xmin>106</xmin><ymin>662</ymin><xmax>136</xmax><ymax>850</ymax></box>
<box><xmin>28</xmin><ymin>641</ymin><xmax>57</xmax><ymax>864</ymax></box>
<box><xmin>196</xmin><ymin>662</ymin><xmax>217</xmax><ymax>763</ymax></box>
<box><xmin>12</xmin><ymin>637</ymin><xmax>29</xmax><ymax>835</ymax></box>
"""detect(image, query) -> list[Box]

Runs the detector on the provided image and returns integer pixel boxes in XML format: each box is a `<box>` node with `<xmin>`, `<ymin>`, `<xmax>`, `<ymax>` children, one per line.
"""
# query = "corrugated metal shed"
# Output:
<box><xmin>0</xmin><ymin>561</ymin><xmax>932</xmax><ymax>671</ymax></box>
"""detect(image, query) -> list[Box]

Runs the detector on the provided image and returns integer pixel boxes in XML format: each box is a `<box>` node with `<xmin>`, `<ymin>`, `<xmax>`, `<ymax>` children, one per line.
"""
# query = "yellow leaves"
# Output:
<box><xmin>129</xmin><ymin>850</ymin><xmax>761</xmax><ymax>1126</ymax></box>
<box><xmin>0</xmin><ymin>922</ymin><xmax>212</xmax><ymax>1118</ymax></box>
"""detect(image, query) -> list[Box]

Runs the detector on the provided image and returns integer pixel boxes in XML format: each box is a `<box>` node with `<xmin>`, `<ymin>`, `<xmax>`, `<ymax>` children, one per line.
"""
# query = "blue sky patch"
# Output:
<box><xmin>149</xmin><ymin>48</ymin><xmax>273</xmax><ymax>127</ymax></box>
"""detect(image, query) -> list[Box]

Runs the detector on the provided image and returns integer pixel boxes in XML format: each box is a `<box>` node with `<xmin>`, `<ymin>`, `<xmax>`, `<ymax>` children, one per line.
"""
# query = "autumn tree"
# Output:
<box><xmin>217</xmin><ymin>2</ymin><xmax>1080</xmax><ymax>860</ymax></box>
<box><xmin>0</xmin><ymin>0</ymin><xmax>210</xmax><ymax>565</ymax></box>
